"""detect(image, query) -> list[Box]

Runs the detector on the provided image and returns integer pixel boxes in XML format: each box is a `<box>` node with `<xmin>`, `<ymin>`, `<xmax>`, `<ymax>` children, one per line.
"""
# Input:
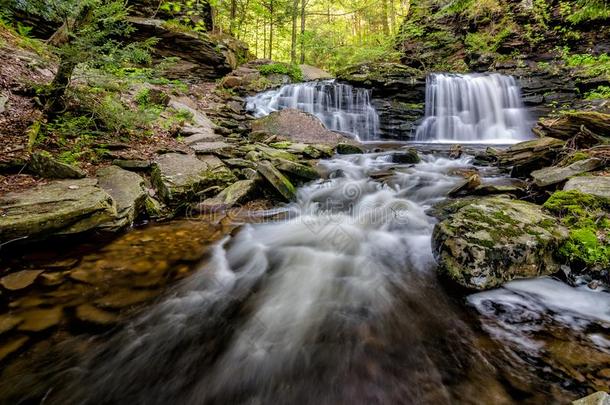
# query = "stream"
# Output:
<box><xmin>1</xmin><ymin>76</ymin><xmax>609</xmax><ymax>404</ymax></box>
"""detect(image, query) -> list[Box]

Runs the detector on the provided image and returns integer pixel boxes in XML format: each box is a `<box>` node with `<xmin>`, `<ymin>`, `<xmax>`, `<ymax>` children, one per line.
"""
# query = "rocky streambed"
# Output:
<box><xmin>0</xmin><ymin>141</ymin><xmax>608</xmax><ymax>404</ymax></box>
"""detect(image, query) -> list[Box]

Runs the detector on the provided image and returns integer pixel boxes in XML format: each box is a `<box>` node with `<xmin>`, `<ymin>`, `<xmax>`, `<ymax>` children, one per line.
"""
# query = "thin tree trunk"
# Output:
<box><xmin>300</xmin><ymin>0</ymin><xmax>306</xmax><ymax>64</ymax></box>
<box><xmin>381</xmin><ymin>0</ymin><xmax>390</xmax><ymax>35</ymax></box>
<box><xmin>291</xmin><ymin>0</ymin><xmax>299</xmax><ymax>64</ymax></box>
<box><xmin>269</xmin><ymin>0</ymin><xmax>274</xmax><ymax>60</ymax></box>
<box><xmin>229</xmin><ymin>0</ymin><xmax>237</xmax><ymax>34</ymax></box>
<box><xmin>263</xmin><ymin>22</ymin><xmax>267</xmax><ymax>59</ymax></box>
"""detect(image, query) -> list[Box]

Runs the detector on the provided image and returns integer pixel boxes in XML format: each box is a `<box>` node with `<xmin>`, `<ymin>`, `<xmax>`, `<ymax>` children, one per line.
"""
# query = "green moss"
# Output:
<box><xmin>544</xmin><ymin>190</ymin><xmax>610</xmax><ymax>268</ymax></box>
<box><xmin>258</xmin><ymin>63</ymin><xmax>303</xmax><ymax>82</ymax></box>
<box><xmin>585</xmin><ymin>85</ymin><xmax>610</xmax><ymax>100</ymax></box>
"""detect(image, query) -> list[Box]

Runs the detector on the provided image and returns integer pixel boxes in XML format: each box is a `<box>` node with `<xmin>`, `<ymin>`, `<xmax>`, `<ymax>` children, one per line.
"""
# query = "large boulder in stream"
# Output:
<box><xmin>0</xmin><ymin>179</ymin><xmax>116</xmax><ymax>242</ymax></box>
<box><xmin>531</xmin><ymin>158</ymin><xmax>604</xmax><ymax>187</ymax></box>
<box><xmin>432</xmin><ymin>197</ymin><xmax>569</xmax><ymax>290</ymax></box>
<box><xmin>251</xmin><ymin>109</ymin><xmax>360</xmax><ymax>147</ymax></box>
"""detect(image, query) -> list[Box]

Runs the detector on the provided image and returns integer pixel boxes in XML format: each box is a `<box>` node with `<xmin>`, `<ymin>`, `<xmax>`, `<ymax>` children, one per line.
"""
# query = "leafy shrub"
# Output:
<box><xmin>258</xmin><ymin>63</ymin><xmax>303</xmax><ymax>82</ymax></box>
<box><xmin>585</xmin><ymin>85</ymin><xmax>610</xmax><ymax>100</ymax></box>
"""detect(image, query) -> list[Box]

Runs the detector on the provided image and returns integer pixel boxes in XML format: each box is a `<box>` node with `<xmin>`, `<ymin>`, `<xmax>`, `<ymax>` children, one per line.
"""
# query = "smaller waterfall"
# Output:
<box><xmin>415</xmin><ymin>73</ymin><xmax>532</xmax><ymax>143</ymax></box>
<box><xmin>246</xmin><ymin>81</ymin><xmax>380</xmax><ymax>141</ymax></box>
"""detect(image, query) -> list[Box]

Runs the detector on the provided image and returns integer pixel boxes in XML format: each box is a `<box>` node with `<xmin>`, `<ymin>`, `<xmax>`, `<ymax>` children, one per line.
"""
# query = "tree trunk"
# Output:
<box><xmin>300</xmin><ymin>0</ymin><xmax>306</xmax><ymax>64</ymax></box>
<box><xmin>381</xmin><ymin>0</ymin><xmax>390</xmax><ymax>35</ymax></box>
<box><xmin>291</xmin><ymin>0</ymin><xmax>299</xmax><ymax>64</ymax></box>
<box><xmin>229</xmin><ymin>0</ymin><xmax>237</xmax><ymax>34</ymax></box>
<box><xmin>45</xmin><ymin>57</ymin><xmax>77</xmax><ymax>117</ymax></box>
<box><xmin>269</xmin><ymin>0</ymin><xmax>274</xmax><ymax>60</ymax></box>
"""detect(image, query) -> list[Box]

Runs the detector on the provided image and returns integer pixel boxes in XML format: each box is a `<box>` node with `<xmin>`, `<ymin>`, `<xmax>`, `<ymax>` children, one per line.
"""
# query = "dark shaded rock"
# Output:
<box><xmin>336</xmin><ymin>143</ymin><xmax>364</xmax><ymax>155</ymax></box>
<box><xmin>392</xmin><ymin>148</ymin><xmax>421</xmax><ymax>164</ymax></box>
<box><xmin>27</xmin><ymin>152</ymin><xmax>86</xmax><ymax>179</ymax></box>
<box><xmin>432</xmin><ymin>197</ymin><xmax>568</xmax><ymax>290</ymax></box>
<box><xmin>497</xmin><ymin>137</ymin><xmax>566</xmax><ymax>177</ymax></box>
<box><xmin>126</xmin><ymin>17</ymin><xmax>231</xmax><ymax>80</ymax></box>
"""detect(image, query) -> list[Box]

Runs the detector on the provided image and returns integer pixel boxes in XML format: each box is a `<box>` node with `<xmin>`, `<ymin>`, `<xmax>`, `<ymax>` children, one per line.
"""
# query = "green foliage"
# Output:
<box><xmin>160</xmin><ymin>1</ymin><xmax>209</xmax><ymax>32</ymax></box>
<box><xmin>544</xmin><ymin>190</ymin><xmax>610</xmax><ymax>268</ymax></box>
<box><xmin>567</xmin><ymin>0</ymin><xmax>610</xmax><ymax>24</ymax></box>
<box><xmin>563</xmin><ymin>52</ymin><xmax>610</xmax><ymax>77</ymax></box>
<box><xmin>258</xmin><ymin>63</ymin><xmax>303</xmax><ymax>82</ymax></box>
<box><xmin>584</xmin><ymin>85</ymin><xmax>610</xmax><ymax>99</ymax></box>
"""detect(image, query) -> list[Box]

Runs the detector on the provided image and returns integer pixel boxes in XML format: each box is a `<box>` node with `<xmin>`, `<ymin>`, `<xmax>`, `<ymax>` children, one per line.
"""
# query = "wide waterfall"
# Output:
<box><xmin>415</xmin><ymin>73</ymin><xmax>532</xmax><ymax>143</ymax></box>
<box><xmin>246</xmin><ymin>81</ymin><xmax>380</xmax><ymax>141</ymax></box>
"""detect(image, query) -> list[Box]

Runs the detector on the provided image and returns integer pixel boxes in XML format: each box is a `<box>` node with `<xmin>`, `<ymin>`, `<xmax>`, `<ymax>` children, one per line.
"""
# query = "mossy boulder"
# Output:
<box><xmin>27</xmin><ymin>152</ymin><xmax>86</xmax><ymax>179</ymax></box>
<box><xmin>151</xmin><ymin>153</ymin><xmax>236</xmax><ymax>206</ymax></box>
<box><xmin>0</xmin><ymin>179</ymin><xmax>116</xmax><ymax>242</ymax></box>
<box><xmin>543</xmin><ymin>190</ymin><xmax>610</xmax><ymax>271</ymax></box>
<box><xmin>432</xmin><ymin>197</ymin><xmax>569</xmax><ymax>290</ymax></box>
<box><xmin>256</xmin><ymin>160</ymin><xmax>296</xmax><ymax>201</ymax></box>
<box><xmin>195</xmin><ymin>179</ymin><xmax>258</xmax><ymax>212</ymax></box>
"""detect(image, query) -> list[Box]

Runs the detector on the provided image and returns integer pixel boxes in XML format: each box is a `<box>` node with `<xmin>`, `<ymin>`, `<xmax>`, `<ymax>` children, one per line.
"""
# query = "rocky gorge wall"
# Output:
<box><xmin>337</xmin><ymin>0</ymin><xmax>610</xmax><ymax>140</ymax></box>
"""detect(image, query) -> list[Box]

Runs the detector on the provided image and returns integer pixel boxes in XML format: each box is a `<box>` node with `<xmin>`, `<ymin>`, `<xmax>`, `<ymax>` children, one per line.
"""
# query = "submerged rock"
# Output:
<box><xmin>18</xmin><ymin>307</ymin><xmax>63</xmax><ymax>332</ymax></box>
<box><xmin>151</xmin><ymin>153</ymin><xmax>236</xmax><ymax>205</ymax></box>
<box><xmin>564</xmin><ymin>176</ymin><xmax>610</xmax><ymax>199</ymax></box>
<box><xmin>0</xmin><ymin>179</ymin><xmax>116</xmax><ymax>242</ymax></box>
<box><xmin>392</xmin><ymin>148</ymin><xmax>420</xmax><ymax>164</ymax></box>
<box><xmin>531</xmin><ymin>158</ymin><xmax>603</xmax><ymax>187</ymax></box>
<box><xmin>432</xmin><ymin>197</ymin><xmax>568</xmax><ymax>290</ymax></box>
<box><xmin>96</xmin><ymin>166</ymin><xmax>148</xmax><ymax>230</ymax></box>
<box><xmin>27</xmin><ymin>152</ymin><xmax>86</xmax><ymax>179</ymax></box>
<box><xmin>0</xmin><ymin>270</ymin><xmax>44</xmax><ymax>291</ymax></box>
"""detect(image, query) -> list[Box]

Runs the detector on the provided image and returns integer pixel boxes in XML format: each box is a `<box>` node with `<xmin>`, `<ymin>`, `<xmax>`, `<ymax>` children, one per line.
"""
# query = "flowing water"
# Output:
<box><xmin>1</xmin><ymin>79</ymin><xmax>609</xmax><ymax>404</ymax></box>
<box><xmin>3</xmin><ymin>149</ymin><xmax>608</xmax><ymax>404</ymax></box>
<box><xmin>246</xmin><ymin>80</ymin><xmax>380</xmax><ymax>141</ymax></box>
<box><xmin>415</xmin><ymin>73</ymin><xmax>532</xmax><ymax>143</ymax></box>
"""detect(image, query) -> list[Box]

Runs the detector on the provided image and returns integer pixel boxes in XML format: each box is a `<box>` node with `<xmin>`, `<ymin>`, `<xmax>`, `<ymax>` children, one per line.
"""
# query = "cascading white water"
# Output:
<box><xmin>6</xmin><ymin>149</ymin><xmax>610</xmax><ymax>405</ymax></box>
<box><xmin>246</xmin><ymin>80</ymin><xmax>380</xmax><ymax>141</ymax></box>
<box><xmin>415</xmin><ymin>73</ymin><xmax>532</xmax><ymax>143</ymax></box>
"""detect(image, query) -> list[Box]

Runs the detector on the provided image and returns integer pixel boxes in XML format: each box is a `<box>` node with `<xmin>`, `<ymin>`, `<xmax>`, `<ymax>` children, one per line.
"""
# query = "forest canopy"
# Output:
<box><xmin>182</xmin><ymin>0</ymin><xmax>410</xmax><ymax>71</ymax></box>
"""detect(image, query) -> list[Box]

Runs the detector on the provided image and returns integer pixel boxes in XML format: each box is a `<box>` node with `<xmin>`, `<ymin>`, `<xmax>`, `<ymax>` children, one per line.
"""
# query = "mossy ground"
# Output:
<box><xmin>543</xmin><ymin>190</ymin><xmax>610</xmax><ymax>269</ymax></box>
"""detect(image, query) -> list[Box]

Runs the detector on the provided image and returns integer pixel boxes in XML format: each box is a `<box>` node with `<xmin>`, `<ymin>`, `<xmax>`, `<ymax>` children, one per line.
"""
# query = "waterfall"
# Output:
<box><xmin>246</xmin><ymin>80</ymin><xmax>380</xmax><ymax>141</ymax></box>
<box><xmin>415</xmin><ymin>73</ymin><xmax>532</xmax><ymax>143</ymax></box>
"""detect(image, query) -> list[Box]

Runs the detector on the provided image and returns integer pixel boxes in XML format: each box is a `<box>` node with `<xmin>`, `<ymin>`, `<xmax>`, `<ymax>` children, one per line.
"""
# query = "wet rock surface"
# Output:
<box><xmin>433</xmin><ymin>197</ymin><xmax>569</xmax><ymax>290</ymax></box>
